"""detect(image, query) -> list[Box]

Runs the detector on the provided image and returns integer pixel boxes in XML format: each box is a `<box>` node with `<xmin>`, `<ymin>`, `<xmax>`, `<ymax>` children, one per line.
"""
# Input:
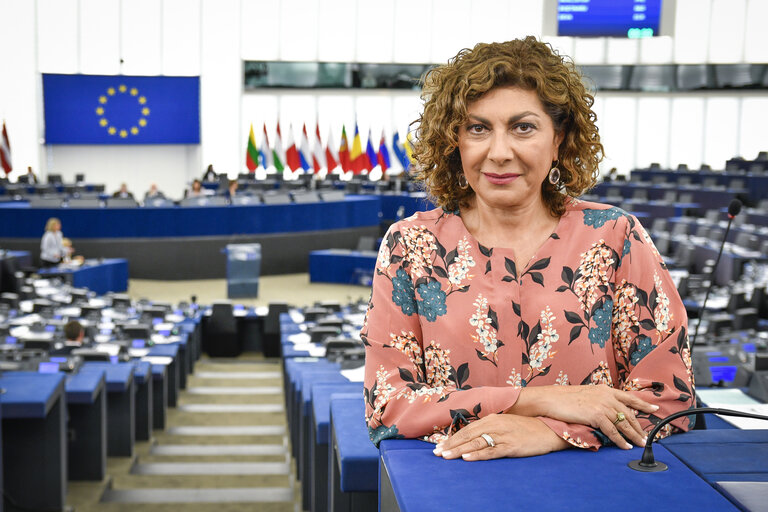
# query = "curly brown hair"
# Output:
<box><xmin>411</xmin><ymin>36</ymin><xmax>603</xmax><ymax>217</ymax></box>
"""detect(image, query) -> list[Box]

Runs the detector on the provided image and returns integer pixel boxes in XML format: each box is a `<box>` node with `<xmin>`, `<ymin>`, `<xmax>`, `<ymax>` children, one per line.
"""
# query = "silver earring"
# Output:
<box><xmin>458</xmin><ymin>174</ymin><xmax>469</xmax><ymax>190</ymax></box>
<box><xmin>548</xmin><ymin>162</ymin><xmax>560</xmax><ymax>185</ymax></box>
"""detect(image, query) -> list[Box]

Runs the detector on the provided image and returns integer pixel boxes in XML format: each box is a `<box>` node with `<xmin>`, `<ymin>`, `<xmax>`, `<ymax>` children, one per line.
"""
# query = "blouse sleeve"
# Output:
<box><xmin>539</xmin><ymin>214</ymin><xmax>695</xmax><ymax>450</ymax></box>
<box><xmin>362</xmin><ymin>223</ymin><xmax>522</xmax><ymax>446</ymax></box>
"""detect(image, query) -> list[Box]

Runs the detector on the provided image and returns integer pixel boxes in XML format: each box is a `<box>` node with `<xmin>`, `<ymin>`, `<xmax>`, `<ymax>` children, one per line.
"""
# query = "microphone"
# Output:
<box><xmin>690</xmin><ymin>198</ymin><xmax>742</xmax><ymax>349</ymax></box>
<box><xmin>628</xmin><ymin>407</ymin><xmax>768</xmax><ymax>472</ymax></box>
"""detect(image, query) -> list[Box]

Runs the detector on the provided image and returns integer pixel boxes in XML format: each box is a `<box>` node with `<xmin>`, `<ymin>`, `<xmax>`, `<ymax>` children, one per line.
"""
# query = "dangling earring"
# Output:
<box><xmin>548</xmin><ymin>160</ymin><xmax>561</xmax><ymax>186</ymax></box>
<box><xmin>458</xmin><ymin>174</ymin><xmax>469</xmax><ymax>190</ymax></box>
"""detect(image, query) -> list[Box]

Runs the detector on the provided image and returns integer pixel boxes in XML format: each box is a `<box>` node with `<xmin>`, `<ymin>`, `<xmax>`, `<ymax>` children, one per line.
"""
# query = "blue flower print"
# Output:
<box><xmin>630</xmin><ymin>335</ymin><xmax>656</xmax><ymax>366</ymax></box>
<box><xmin>369</xmin><ymin>423</ymin><xmax>404</xmax><ymax>446</ymax></box>
<box><xmin>416</xmin><ymin>280</ymin><xmax>447</xmax><ymax>322</ymax></box>
<box><xmin>391</xmin><ymin>268</ymin><xmax>417</xmax><ymax>315</ymax></box>
<box><xmin>583</xmin><ymin>207</ymin><xmax>629</xmax><ymax>229</ymax></box>
<box><xmin>622</xmin><ymin>238</ymin><xmax>631</xmax><ymax>257</ymax></box>
<box><xmin>588</xmin><ymin>297</ymin><xmax>613</xmax><ymax>348</ymax></box>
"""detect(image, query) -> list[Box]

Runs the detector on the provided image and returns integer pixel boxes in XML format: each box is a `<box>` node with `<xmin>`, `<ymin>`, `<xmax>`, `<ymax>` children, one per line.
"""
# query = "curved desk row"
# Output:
<box><xmin>0</xmin><ymin>195</ymin><xmax>434</xmax><ymax>279</ymax></box>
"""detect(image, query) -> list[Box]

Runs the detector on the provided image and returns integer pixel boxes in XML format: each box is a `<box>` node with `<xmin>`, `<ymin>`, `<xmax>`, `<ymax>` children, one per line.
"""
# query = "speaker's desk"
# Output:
<box><xmin>0</xmin><ymin>372</ymin><xmax>67</xmax><ymax>512</ymax></box>
<box><xmin>379</xmin><ymin>437</ymin><xmax>743</xmax><ymax>512</ymax></box>
<box><xmin>38</xmin><ymin>258</ymin><xmax>129</xmax><ymax>295</ymax></box>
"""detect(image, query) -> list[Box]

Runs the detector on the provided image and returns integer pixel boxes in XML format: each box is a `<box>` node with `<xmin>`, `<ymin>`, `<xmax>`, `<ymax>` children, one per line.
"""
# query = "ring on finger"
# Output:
<box><xmin>480</xmin><ymin>433</ymin><xmax>495</xmax><ymax>448</ymax></box>
<box><xmin>613</xmin><ymin>411</ymin><xmax>626</xmax><ymax>425</ymax></box>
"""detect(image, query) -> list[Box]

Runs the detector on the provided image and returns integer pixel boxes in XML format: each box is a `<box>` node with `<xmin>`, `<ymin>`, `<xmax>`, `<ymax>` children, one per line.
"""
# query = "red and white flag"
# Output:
<box><xmin>0</xmin><ymin>121</ymin><xmax>11</xmax><ymax>175</ymax></box>
<box><xmin>325</xmin><ymin>128</ymin><xmax>340</xmax><ymax>174</ymax></box>
<box><xmin>285</xmin><ymin>124</ymin><xmax>301</xmax><ymax>172</ymax></box>
<box><xmin>312</xmin><ymin>125</ymin><xmax>326</xmax><ymax>173</ymax></box>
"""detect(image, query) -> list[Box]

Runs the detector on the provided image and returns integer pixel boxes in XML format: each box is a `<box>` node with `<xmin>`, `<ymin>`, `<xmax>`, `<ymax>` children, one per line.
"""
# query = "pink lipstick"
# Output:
<box><xmin>483</xmin><ymin>173</ymin><xmax>519</xmax><ymax>185</ymax></box>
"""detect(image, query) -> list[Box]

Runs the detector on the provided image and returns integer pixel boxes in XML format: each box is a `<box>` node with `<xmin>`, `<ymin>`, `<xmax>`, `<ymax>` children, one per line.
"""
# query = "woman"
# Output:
<box><xmin>40</xmin><ymin>217</ymin><xmax>66</xmax><ymax>267</ymax></box>
<box><xmin>186</xmin><ymin>179</ymin><xmax>203</xmax><ymax>198</ymax></box>
<box><xmin>362</xmin><ymin>37</ymin><xmax>694</xmax><ymax>461</ymax></box>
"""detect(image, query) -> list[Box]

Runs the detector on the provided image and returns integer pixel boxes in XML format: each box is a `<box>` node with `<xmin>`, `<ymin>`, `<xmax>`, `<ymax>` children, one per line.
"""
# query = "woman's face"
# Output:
<box><xmin>457</xmin><ymin>86</ymin><xmax>563</xmax><ymax>212</ymax></box>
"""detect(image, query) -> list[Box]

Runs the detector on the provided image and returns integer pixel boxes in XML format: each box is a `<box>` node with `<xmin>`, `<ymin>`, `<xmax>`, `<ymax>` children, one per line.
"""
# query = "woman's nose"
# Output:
<box><xmin>487</xmin><ymin>131</ymin><xmax>514</xmax><ymax>164</ymax></box>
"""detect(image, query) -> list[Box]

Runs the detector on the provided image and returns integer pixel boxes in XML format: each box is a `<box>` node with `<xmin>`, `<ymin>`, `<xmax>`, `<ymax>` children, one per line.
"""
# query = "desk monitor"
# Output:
<box><xmin>111</xmin><ymin>294</ymin><xmax>132</xmax><ymax>310</ymax></box>
<box><xmin>79</xmin><ymin>305</ymin><xmax>102</xmax><ymax>319</ymax></box>
<box><xmin>22</xmin><ymin>338</ymin><xmax>56</xmax><ymax>350</ymax></box>
<box><xmin>71</xmin><ymin>348</ymin><xmax>111</xmax><ymax>362</ymax></box>
<box><xmin>48</xmin><ymin>174</ymin><xmax>63</xmax><ymax>184</ymax></box>
<box><xmin>122</xmin><ymin>324</ymin><xmax>151</xmax><ymax>340</ymax></box>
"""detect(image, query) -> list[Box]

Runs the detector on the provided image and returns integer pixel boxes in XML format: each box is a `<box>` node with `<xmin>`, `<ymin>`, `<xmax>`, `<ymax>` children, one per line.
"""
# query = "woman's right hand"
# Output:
<box><xmin>508</xmin><ymin>385</ymin><xmax>659</xmax><ymax>449</ymax></box>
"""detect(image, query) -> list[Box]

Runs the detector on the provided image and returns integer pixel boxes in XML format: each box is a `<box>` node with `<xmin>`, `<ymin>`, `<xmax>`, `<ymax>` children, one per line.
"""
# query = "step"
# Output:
<box><xmin>165</xmin><ymin>425</ymin><xmax>286</xmax><ymax>436</ymax></box>
<box><xmin>194</xmin><ymin>371</ymin><xmax>282</xmax><ymax>379</ymax></box>
<box><xmin>131</xmin><ymin>462</ymin><xmax>291</xmax><ymax>475</ymax></box>
<box><xmin>150</xmin><ymin>444</ymin><xmax>287</xmax><ymax>456</ymax></box>
<box><xmin>185</xmin><ymin>386</ymin><xmax>283</xmax><ymax>395</ymax></box>
<box><xmin>102</xmin><ymin>487</ymin><xmax>294</xmax><ymax>504</ymax></box>
<box><xmin>177</xmin><ymin>404</ymin><xmax>284</xmax><ymax>413</ymax></box>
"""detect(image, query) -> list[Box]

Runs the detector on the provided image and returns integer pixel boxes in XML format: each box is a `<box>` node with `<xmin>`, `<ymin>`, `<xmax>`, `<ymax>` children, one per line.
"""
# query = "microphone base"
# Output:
<box><xmin>628</xmin><ymin>459</ymin><xmax>668</xmax><ymax>472</ymax></box>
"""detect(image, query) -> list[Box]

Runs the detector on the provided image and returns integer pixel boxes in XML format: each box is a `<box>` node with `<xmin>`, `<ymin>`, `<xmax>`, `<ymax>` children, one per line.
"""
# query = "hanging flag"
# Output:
<box><xmin>313</xmin><ymin>125</ymin><xmax>327</xmax><ymax>173</ymax></box>
<box><xmin>299</xmin><ymin>124</ymin><xmax>312</xmax><ymax>172</ymax></box>
<box><xmin>272</xmin><ymin>122</ymin><xmax>285</xmax><ymax>173</ymax></box>
<box><xmin>338</xmin><ymin>125</ymin><xmax>351</xmax><ymax>173</ymax></box>
<box><xmin>365</xmin><ymin>128</ymin><xmax>378</xmax><ymax>170</ymax></box>
<box><xmin>405</xmin><ymin>131</ymin><xmax>415</xmax><ymax>167</ymax></box>
<box><xmin>0</xmin><ymin>121</ymin><xmax>11</xmax><ymax>175</ymax></box>
<box><xmin>42</xmin><ymin>74</ymin><xmax>199</xmax><ymax>144</ymax></box>
<box><xmin>325</xmin><ymin>127</ymin><xmax>339</xmax><ymax>174</ymax></box>
<box><xmin>260</xmin><ymin>123</ymin><xmax>272</xmax><ymax>169</ymax></box>
<box><xmin>285</xmin><ymin>124</ymin><xmax>301</xmax><ymax>171</ymax></box>
<box><xmin>245</xmin><ymin>124</ymin><xmax>258</xmax><ymax>172</ymax></box>
<box><xmin>392</xmin><ymin>131</ymin><xmax>409</xmax><ymax>172</ymax></box>
<box><xmin>350</xmin><ymin>124</ymin><xmax>366</xmax><ymax>174</ymax></box>
<box><xmin>377</xmin><ymin>129</ymin><xmax>391</xmax><ymax>173</ymax></box>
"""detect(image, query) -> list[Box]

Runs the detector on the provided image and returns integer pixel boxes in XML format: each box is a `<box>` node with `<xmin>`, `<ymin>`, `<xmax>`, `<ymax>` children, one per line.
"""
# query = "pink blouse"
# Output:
<box><xmin>362</xmin><ymin>199</ymin><xmax>694</xmax><ymax>449</ymax></box>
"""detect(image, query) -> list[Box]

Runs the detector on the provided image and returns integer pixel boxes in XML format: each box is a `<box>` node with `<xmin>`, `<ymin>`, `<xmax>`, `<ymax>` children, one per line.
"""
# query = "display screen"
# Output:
<box><xmin>558</xmin><ymin>0</ymin><xmax>662</xmax><ymax>38</ymax></box>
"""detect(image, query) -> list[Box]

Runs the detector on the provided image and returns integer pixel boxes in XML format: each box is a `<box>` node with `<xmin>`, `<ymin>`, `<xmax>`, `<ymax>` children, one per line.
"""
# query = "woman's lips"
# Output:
<box><xmin>483</xmin><ymin>173</ymin><xmax>520</xmax><ymax>185</ymax></box>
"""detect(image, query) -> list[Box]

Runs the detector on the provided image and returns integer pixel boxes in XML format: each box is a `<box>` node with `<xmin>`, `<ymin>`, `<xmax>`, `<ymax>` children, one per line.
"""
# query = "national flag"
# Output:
<box><xmin>42</xmin><ymin>73</ymin><xmax>199</xmax><ymax>144</ymax></box>
<box><xmin>246</xmin><ymin>124</ymin><xmax>258</xmax><ymax>172</ymax></box>
<box><xmin>313</xmin><ymin>125</ymin><xmax>326</xmax><ymax>173</ymax></box>
<box><xmin>0</xmin><ymin>121</ymin><xmax>11</xmax><ymax>175</ymax></box>
<box><xmin>259</xmin><ymin>123</ymin><xmax>272</xmax><ymax>169</ymax></box>
<box><xmin>325</xmin><ymin>127</ymin><xmax>339</xmax><ymax>173</ymax></box>
<box><xmin>338</xmin><ymin>125</ymin><xmax>351</xmax><ymax>173</ymax></box>
<box><xmin>285</xmin><ymin>124</ymin><xmax>301</xmax><ymax>171</ymax></box>
<box><xmin>365</xmin><ymin>129</ymin><xmax>378</xmax><ymax>170</ymax></box>
<box><xmin>350</xmin><ymin>124</ymin><xmax>367</xmax><ymax>174</ymax></box>
<box><xmin>405</xmin><ymin>131</ymin><xmax>415</xmax><ymax>165</ymax></box>
<box><xmin>392</xmin><ymin>131</ymin><xmax>409</xmax><ymax>172</ymax></box>
<box><xmin>272</xmin><ymin>122</ymin><xmax>285</xmax><ymax>173</ymax></box>
<box><xmin>377</xmin><ymin>129</ymin><xmax>391</xmax><ymax>173</ymax></box>
<box><xmin>299</xmin><ymin>124</ymin><xmax>312</xmax><ymax>172</ymax></box>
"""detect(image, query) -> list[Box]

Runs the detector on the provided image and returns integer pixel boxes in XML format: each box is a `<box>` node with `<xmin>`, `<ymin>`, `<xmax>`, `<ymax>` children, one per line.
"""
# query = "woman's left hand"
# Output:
<box><xmin>433</xmin><ymin>413</ymin><xmax>570</xmax><ymax>461</ymax></box>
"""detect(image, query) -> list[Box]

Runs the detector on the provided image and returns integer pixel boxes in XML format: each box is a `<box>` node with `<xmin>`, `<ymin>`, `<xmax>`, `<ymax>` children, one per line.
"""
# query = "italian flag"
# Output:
<box><xmin>245</xmin><ymin>124</ymin><xmax>258</xmax><ymax>172</ymax></box>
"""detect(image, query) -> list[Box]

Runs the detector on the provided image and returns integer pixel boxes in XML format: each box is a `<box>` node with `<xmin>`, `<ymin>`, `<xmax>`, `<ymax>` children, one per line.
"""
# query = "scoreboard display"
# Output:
<box><xmin>558</xmin><ymin>0</ymin><xmax>663</xmax><ymax>38</ymax></box>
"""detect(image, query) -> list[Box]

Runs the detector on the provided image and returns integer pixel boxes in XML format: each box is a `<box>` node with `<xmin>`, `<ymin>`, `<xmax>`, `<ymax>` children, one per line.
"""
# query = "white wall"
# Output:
<box><xmin>1</xmin><ymin>0</ymin><xmax>767</xmax><ymax>195</ymax></box>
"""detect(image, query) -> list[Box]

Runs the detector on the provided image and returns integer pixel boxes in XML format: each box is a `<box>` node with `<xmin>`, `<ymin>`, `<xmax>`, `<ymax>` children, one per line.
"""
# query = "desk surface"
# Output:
<box><xmin>81</xmin><ymin>362</ymin><xmax>134</xmax><ymax>392</ymax></box>
<box><xmin>331</xmin><ymin>397</ymin><xmax>382</xmax><ymax>493</ymax></box>
<box><xmin>380</xmin><ymin>440</ymin><xmax>740</xmax><ymax>512</ymax></box>
<box><xmin>65</xmin><ymin>370</ymin><xmax>106</xmax><ymax>404</ymax></box>
<box><xmin>311</xmin><ymin>383</ymin><xmax>363</xmax><ymax>444</ymax></box>
<box><xmin>0</xmin><ymin>372</ymin><xmax>65</xmax><ymax>418</ymax></box>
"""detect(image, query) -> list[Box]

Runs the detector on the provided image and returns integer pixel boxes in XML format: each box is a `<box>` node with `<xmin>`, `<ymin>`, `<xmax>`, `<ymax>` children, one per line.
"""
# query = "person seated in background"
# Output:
<box><xmin>186</xmin><ymin>178</ymin><xmax>204</xmax><ymax>198</ymax></box>
<box><xmin>40</xmin><ymin>217</ymin><xmax>66</xmax><ymax>267</ymax></box>
<box><xmin>50</xmin><ymin>320</ymin><xmax>87</xmax><ymax>356</ymax></box>
<box><xmin>602</xmin><ymin>167</ymin><xmax>618</xmax><ymax>183</ymax></box>
<box><xmin>61</xmin><ymin>237</ymin><xmax>85</xmax><ymax>265</ymax></box>
<box><xmin>144</xmin><ymin>183</ymin><xmax>165</xmax><ymax>200</ymax></box>
<box><xmin>226</xmin><ymin>179</ymin><xmax>238</xmax><ymax>201</ymax></box>
<box><xmin>202</xmin><ymin>164</ymin><xmax>217</xmax><ymax>182</ymax></box>
<box><xmin>25</xmin><ymin>166</ymin><xmax>39</xmax><ymax>184</ymax></box>
<box><xmin>112</xmin><ymin>182</ymin><xmax>134</xmax><ymax>199</ymax></box>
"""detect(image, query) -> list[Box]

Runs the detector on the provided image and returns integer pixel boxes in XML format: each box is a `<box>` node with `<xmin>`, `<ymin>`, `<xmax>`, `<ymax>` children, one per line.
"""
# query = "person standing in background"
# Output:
<box><xmin>40</xmin><ymin>217</ymin><xmax>66</xmax><ymax>267</ymax></box>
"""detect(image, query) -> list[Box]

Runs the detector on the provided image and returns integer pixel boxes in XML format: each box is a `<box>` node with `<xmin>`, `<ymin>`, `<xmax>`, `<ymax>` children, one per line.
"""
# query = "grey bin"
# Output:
<box><xmin>225</xmin><ymin>243</ymin><xmax>261</xmax><ymax>298</ymax></box>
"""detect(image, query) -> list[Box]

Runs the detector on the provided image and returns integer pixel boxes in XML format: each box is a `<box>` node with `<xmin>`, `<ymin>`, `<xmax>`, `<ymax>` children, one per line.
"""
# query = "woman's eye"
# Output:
<box><xmin>515</xmin><ymin>123</ymin><xmax>535</xmax><ymax>134</ymax></box>
<box><xmin>467</xmin><ymin>124</ymin><xmax>486</xmax><ymax>134</ymax></box>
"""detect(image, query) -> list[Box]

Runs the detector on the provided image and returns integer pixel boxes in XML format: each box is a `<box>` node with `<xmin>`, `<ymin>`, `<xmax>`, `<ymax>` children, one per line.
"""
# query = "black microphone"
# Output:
<box><xmin>690</xmin><ymin>198</ymin><xmax>743</xmax><ymax>349</ymax></box>
<box><xmin>628</xmin><ymin>406</ymin><xmax>768</xmax><ymax>472</ymax></box>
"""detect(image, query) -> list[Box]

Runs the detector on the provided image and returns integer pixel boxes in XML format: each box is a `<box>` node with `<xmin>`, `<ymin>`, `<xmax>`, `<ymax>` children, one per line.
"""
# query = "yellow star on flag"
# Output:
<box><xmin>108</xmin><ymin>127</ymin><xmax>116</xmax><ymax>135</ymax></box>
<box><xmin>130</xmin><ymin>88</ymin><xmax>138</xmax><ymax>96</ymax></box>
<box><xmin>99</xmin><ymin>119</ymin><xmax>108</xmax><ymax>127</ymax></box>
<box><xmin>107</xmin><ymin>87</ymin><xmax>115</xmax><ymax>95</ymax></box>
<box><xmin>141</xmin><ymin>107</ymin><xmax>150</xmax><ymax>116</ymax></box>
<box><xmin>99</xmin><ymin>96</ymin><xmax>107</xmax><ymax>104</ymax></box>
<box><xmin>139</xmin><ymin>119</ymin><xmax>147</xmax><ymax>127</ymax></box>
<box><xmin>96</xmin><ymin>107</ymin><xmax>104</xmax><ymax>115</ymax></box>
<box><xmin>130</xmin><ymin>127</ymin><xmax>139</xmax><ymax>135</ymax></box>
<box><xmin>118</xmin><ymin>85</ymin><xmax>127</xmax><ymax>93</ymax></box>
<box><xmin>138</xmin><ymin>96</ymin><xmax>146</xmax><ymax>105</ymax></box>
<box><xmin>119</xmin><ymin>129</ymin><xmax>128</xmax><ymax>138</ymax></box>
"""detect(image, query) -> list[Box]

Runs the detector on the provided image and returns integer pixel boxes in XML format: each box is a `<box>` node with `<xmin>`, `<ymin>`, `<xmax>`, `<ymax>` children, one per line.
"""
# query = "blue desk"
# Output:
<box><xmin>149</xmin><ymin>363</ymin><xmax>168</xmax><ymax>430</ymax></box>
<box><xmin>0</xmin><ymin>372</ymin><xmax>67</xmax><ymax>511</ymax></box>
<box><xmin>378</xmin><ymin>194</ymin><xmax>434</xmax><ymax>221</ymax></box>
<box><xmin>379</xmin><ymin>439</ymin><xmax>740</xmax><ymax>512</ymax></box>
<box><xmin>65</xmin><ymin>370</ymin><xmax>107</xmax><ymax>481</ymax></box>
<box><xmin>148</xmin><ymin>344</ymin><xmax>180</xmax><ymax>407</ymax></box>
<box><xmin>310</xmin><ymin>383</ymin><xmax>363</xmax><ymax>512</ymax></box>
<box><xmin>81</xmin><ymin>362</ymin><xmax>136</xmax><ymax>457</ymax></box>
<box><xmin>131</xmin><ymin>361</ymin><xmax>153</xmax><ymax>441</ymax></box>
<box><xmin>309</xmin><ymin>250</ymin><xmax>377</xmax><ymax>285</ymax></box>
<box><xmin>38</xmin><ymin>258</ymin><xmax>129</xmax><ymax>295</ymax></box>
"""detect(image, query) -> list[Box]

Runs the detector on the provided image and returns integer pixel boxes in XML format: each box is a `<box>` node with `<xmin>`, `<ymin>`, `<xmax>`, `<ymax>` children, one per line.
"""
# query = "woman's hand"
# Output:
<box><xmin>510</xmin><ymin>385</ymin><xmax>658</xmax><ymax>449</ymax></box>
<box><xmin>433</xmin><ymin>414</ymin><xmax>569</xmax><ymax>460</ymax></box>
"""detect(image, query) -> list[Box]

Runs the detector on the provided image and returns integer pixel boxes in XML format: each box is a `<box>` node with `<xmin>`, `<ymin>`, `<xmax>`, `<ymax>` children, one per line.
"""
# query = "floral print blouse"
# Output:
<box><xmin>361</xmin><ymin>199</ymin><xmax>694</xmax><ymax>449</ymax></box>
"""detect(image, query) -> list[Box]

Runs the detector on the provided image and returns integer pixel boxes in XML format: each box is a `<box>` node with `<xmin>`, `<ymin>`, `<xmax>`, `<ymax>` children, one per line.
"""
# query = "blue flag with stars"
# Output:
<box><xmin>43</xmin><ymin>74</ymin><xmax>200</xmax><ymax>144</ymax></box>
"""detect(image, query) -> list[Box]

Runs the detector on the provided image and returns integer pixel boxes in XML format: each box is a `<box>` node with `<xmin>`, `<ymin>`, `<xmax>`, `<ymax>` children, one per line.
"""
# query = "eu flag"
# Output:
<box><xmin>43</xmin><ymin>74</ymin><xmax>200</xmax><ymax>144</ymax></box>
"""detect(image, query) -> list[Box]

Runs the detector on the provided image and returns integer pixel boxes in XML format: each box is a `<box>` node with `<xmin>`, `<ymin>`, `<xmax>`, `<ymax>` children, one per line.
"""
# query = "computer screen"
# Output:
<box><xmin>544</xmin><ymin>0</ymin><xmax>674</xmax><ymax>38</ymax></box>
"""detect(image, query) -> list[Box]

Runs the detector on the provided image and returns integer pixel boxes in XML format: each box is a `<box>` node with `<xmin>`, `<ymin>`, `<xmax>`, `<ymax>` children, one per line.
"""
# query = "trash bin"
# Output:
<box><xmin>226</xmin><ymin>243</ymin><xmax>261</xmax><ymax>298</ymax></box>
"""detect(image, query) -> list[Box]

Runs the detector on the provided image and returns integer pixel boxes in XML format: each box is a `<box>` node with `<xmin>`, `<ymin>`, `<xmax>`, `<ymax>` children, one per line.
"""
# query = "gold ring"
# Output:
<box><xmin>613</xmin><ymin>412</ymin><xmax>626</xmax><ymax>425</ymax></box>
